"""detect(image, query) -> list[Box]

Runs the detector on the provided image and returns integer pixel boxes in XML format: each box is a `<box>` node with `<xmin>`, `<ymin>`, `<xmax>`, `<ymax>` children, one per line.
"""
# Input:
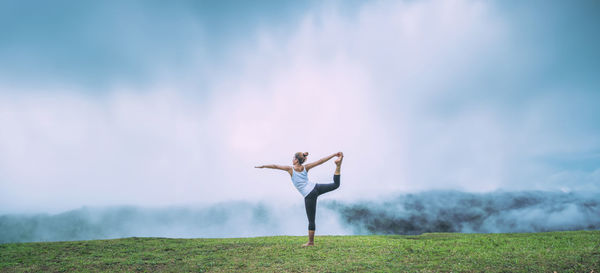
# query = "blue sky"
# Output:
<box><xmin>1</xmin><ymin>0</ymin><xmax>599</xmax><ymax>213</ymax></box>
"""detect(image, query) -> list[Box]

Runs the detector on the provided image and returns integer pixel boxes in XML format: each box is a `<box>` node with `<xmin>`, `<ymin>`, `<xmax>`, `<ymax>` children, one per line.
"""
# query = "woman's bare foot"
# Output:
<box><xmin>335</xmin><ymin>154</ymin><xmax>343</xmax><ymax>166</ymax></box>
<box><xmin>303</xmin><ymin>230</ymin><xmax>315</xmax><ymax>247</ymax></box>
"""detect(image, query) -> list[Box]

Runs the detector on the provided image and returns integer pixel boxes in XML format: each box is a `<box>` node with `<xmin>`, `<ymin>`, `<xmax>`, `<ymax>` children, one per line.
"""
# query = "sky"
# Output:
<box><xmin>1</xmin><ymin>0</ymin><xmax>599</xmax><ymax>214</ymax></box>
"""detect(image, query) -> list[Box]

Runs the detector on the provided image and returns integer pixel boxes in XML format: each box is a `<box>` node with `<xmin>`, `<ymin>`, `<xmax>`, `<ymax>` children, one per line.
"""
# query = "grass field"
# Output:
<box><xmin>1</xmin><ymin>231</ymin><xmax>598</xmax><ymax>272</ymax></box>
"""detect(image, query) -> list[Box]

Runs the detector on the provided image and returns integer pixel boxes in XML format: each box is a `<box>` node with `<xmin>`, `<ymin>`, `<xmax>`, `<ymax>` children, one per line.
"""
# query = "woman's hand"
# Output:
<box><xmin>336</xmin><ymin>152</ymin><xmax>343</xmax><ymax>157</ymax></box>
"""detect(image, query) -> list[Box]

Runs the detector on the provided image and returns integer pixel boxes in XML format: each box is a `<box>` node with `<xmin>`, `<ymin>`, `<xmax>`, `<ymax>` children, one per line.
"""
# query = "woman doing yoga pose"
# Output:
<box><xmin>255</xmin><ymin>151</ymin><xmax>343</xmax><ymax>246</ymax></box>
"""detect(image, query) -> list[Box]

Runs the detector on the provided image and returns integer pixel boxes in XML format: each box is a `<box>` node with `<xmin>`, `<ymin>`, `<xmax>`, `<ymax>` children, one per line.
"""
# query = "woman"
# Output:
<box><xmin>255</xmin><ymin>151</ymin><xmax>343</xmax><ymax>246</ymax></box>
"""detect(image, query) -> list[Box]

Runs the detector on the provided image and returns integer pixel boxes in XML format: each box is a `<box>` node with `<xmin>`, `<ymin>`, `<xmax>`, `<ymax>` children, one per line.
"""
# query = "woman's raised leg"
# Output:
<box><xmin>315</xmin><ymin>154</ymin><xmax>343</xmax><ymax>195</ymax></box>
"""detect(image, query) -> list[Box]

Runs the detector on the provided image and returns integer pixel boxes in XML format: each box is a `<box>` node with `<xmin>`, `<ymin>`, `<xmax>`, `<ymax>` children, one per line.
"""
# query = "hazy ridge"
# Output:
<box><xmin>2</xmin><ymin>191</ymin><xmax>599</xmax><ymax>243</ymax></box>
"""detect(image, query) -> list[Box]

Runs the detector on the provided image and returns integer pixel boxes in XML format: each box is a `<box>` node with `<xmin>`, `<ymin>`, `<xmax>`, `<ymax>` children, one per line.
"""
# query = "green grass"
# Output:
<box><xmin>1</xmin><ymin>231</ymin><xmax>599</xmax><ymax>272</ymax></box>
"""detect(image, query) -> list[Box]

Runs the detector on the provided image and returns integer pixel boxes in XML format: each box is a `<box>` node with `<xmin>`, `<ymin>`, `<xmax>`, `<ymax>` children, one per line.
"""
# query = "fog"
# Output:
<box><xmin>0</xmin><ymin>202</ymin><xmax>350</xmax><ymax>243</ymax></box>
<box><xmin>2</xmin><ymin>190</ymin><xmax>598</xmax><ymax>243</ymax></box>
<box><xmin>1</xmin><ymin>0</ymin><xmax>599</xmax><ymax>242</ymax></box>
<box><xmin>329</xmin><ymin>191</ymin><xmax>600</xmax><ymax>235</ymax></box>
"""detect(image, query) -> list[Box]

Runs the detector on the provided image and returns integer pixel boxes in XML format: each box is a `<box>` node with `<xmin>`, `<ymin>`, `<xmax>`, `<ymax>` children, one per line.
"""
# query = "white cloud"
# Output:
<box><xmin>1</xmin><ymin>0</ymin><xmax>598</xmax><ymax>213</ymax></box>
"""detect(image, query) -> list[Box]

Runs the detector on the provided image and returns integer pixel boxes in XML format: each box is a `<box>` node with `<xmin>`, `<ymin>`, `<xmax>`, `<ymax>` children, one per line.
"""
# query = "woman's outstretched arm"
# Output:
<box><xmin>255</xmin><ymin>164</ymin><xmax>292</xmax><ymax>173</ymax></box>
<box><xmin>305</xmin><ymin>152</ymin><xmax>341</xmax><ymax>171</ymax></box>
<box><xmin>255</xmin><ymin>164</ymin><xmax>293</xmax><ymax>176</ymax></box>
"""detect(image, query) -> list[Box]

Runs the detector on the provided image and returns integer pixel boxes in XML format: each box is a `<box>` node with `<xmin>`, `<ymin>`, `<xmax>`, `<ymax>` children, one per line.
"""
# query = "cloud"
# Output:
<box><xmin>1</xmin><ymin>0</ymin><xmax>599</xmax><ymax>214</ymax></box>
<box><xmin>329</xmin><ymin>191</ymin><xmax>600</xmax><ymax>234</ymax></box>
<box><xmin>2</xmin><ymin>190</ymin><xmax>598</xmax><ymax>243</ymax></box>
<box><xmin>0</xmin><ymin>201</ymin><xmax>349</xmax><ymax>243</ymax></box>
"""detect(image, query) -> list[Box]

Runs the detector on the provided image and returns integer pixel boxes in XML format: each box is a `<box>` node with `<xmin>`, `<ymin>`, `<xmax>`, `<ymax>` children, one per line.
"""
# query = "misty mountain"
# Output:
<box><xmin>2</xmin><ymin>191</ymin><xmax>599</xmax><ymax>243</ymax></box>
<box><xmin>328</xmin><ymin>191</ymin><xmax>600</xmax><ymax>234</ymax></box>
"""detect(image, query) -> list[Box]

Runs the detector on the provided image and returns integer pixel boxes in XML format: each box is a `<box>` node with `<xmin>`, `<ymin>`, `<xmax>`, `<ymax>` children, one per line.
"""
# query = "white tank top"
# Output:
<box><xmin>291</xmin><ymin>165</ymin><xmax>316</xmax><ymax>197</ymax></box>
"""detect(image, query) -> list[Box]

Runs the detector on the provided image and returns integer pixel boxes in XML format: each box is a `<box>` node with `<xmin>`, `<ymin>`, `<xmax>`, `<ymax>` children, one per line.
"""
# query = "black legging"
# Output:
<box><xmin>304</xmin><ymin>174</ymin><xmax>340</xmax><ymax>231</ymax></box>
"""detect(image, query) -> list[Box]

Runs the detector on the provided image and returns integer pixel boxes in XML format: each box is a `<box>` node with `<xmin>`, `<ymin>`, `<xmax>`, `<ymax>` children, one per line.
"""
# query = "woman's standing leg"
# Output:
<box><xmin>303</xmin><ymin>191</ymin><xmax>317</xmax><ymax>247</ymax></box>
